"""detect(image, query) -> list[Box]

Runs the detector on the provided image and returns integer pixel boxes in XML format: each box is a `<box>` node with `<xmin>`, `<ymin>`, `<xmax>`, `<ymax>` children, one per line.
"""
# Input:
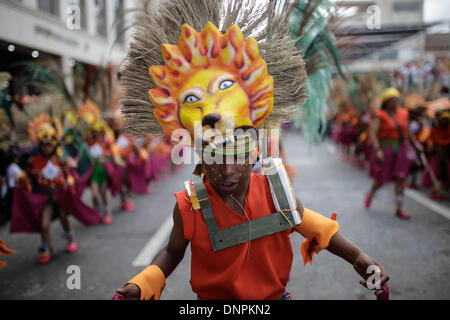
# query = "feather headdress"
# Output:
<box><xmin>120</xmin><ymin>0</ymin><xmax>307</xmax><ymax>138</ymax></box>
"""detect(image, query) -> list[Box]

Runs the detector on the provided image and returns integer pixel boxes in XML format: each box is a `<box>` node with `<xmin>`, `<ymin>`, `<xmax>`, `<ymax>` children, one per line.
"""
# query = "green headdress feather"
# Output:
<box><xmin>287</xmin><ymin>0</ymin><xmax>347</xmax><ymax>143</ymax></box>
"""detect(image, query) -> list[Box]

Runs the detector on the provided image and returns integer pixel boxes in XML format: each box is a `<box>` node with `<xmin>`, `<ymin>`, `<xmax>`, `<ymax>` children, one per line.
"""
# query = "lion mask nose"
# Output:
<box><xmin>202</xmin><ymin>114</ymin><xmax>221</xmax><ymax>128</ymax></box>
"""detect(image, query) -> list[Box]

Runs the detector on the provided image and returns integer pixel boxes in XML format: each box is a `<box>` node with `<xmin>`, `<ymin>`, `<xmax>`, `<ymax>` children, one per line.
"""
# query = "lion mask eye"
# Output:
<box><xmin>184</xmin><ymin>95</ymin><xmax>200</xmax><ymax>104</ymax></box>
<box><xmin>219</xmin><ymin>80</ymin><xmax>235</xmax><ymax>90</ymax></box>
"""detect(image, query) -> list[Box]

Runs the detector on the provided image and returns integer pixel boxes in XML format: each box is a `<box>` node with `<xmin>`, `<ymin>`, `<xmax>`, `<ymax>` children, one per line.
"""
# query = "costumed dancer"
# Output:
<box><xmin>78</xmin><ymin>102</ymin><xmax>123</xmax><ymax>224</ymax></box>
<box><xmin>404</xmin><ymin>94</ymin><xmax>430</xmax><ymax>190</ymax></box>
<box><xmin>365</xmin><ymin>88</ymin><xmax>422</xmax><ymax>220</ymax></box>
<box><xmin>151</xmin><ymin>136</ymin><xmax>172</xmax><ymax>184</ymax></box>
<box><xmin>354</xmin><ymin>112</ymin><xmax>372</xmax><ymax>169</ymax></box>
<box><xmin>110</xmin><ymin>117</ymin><xmax>136</xmax><ymax>211</ymax></box>
<box><xmin>422</xmin><ymin>109</ymin><xmax>450</xmax><ymax>200</ymax></box>
<box><xmin>1</xmin><ymin>149</ymin><xmax>28</xmax><ymax>223</ymax></box>
<box><xmin>85</xmin><ymin>119</ymin><xmax>116</xmax><ymax>224</ymax></box>
<box><xmin>113</xmin><ymin>0</ymin><xmax>389</xmax><ymax>300</ymax></box>
<box><xmin>133</xmin><ymin>135</ymin><xmax>155</xmax><ymax>194</ymax></box>
<box><xmin>61</xmin><ymin>111</ymin><xmax>92</xmax><ymax>177</ymax></box>
<box><xmin>10</xmin><ymin>114</ymin><xmax>101</xmax><ymax>264</ymax></box>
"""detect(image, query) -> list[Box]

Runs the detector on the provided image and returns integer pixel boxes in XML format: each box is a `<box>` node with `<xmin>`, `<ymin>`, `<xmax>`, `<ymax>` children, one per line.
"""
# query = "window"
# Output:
<box><xmin>393</xmin><ymin>1</ymin><xmax>421</xmax><ymax>12</ymax></box>
<box><xmin>38</xmin><ymin>0</ymin><xmax>59</xmax><ymax>16</ymax></box>
<box><xmin>95</xmin><ymin>0</ymin><xmax>107</xmax><ymax>37</ymax></box>
<box><xmin>379</xmin><ymin>50</ymin><xmax>398</xmax><ymax>61</ymax></box>
<box><xmin>115</xmin><ymin>0</ymin><xmax>125</xmax><ymax>45</ymax></box>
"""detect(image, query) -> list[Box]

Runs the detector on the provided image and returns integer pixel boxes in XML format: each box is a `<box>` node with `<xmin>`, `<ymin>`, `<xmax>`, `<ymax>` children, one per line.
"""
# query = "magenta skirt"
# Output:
<box><xmin>127</xmin><ymin>155</ymin><xmax>149</xmax><ymax>195</ymax></box>
<box><xmin>10</xmin><ymin>188</ymin><xmax>101</xmax><ymax>234</ymax></box>
<box><xmin>340</xmin><ymin>125</ymin><xmax>360</xmax><ymax>146</ymax></box>
<box><xmin>331</xmin><ymin>124</ymin><xmax>341</xmax><ymax>143</ymax></box>
<box><xmin>104</xmin><ymin>161</ymin><xmax>127</xmax><ymax>197</ymax></box>
<box><xmin>368</xmin><ymin>142</ymin><xmax>411</xmax><ymax>184</ymax></box>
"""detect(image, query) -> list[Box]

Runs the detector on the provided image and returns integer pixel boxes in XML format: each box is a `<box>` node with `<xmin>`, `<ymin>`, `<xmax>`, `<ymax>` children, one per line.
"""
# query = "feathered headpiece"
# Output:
<box><xmin>121</xmin><ymin>0</ymin><xmax>307</xmax><ymax>146</ymax></box>
<box><xmin>28</xmin><ymin>114</ymin><xmax>61</xmax><ymax>146</ymax></box>
<box><xmin>405</xmin><ymin>94</ymin><xmax>429</xmax><ymax>111</ymax></box>
<box><xmin>287</xmin><ymin>0</ymin><xmax>347</xmax><ymax>142</ymax></box>
<box><xmin>77</xmin><ymin>101</ymin><xmax>101</xmax><ymax>125</ymax></box>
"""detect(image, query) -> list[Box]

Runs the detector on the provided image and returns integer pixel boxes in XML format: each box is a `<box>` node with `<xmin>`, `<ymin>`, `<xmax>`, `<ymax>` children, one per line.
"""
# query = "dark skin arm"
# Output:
<box><xmin>117</xmin><ymin>194</ymin><xmax>388</xmax><ymax>299</ymax></box>
<box><xmin>115</xmin><ymin>203</ymin><xmax>189</xmax><ymax>299</ymax></box>
<box><xmin>327</xmin><ymin>232</ymin><xmax>389</xmax><ymax>297</ymax></box>
<box><xmin>296</xmin><ymin>197</ymin><xmax>389</xmax><ymax>297</ymax></box>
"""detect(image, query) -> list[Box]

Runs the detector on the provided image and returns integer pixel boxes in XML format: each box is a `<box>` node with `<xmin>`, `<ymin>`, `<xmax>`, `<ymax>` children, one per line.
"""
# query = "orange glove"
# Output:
<box><xmin>18</xmin><ymin>172</ymin><xmax>31</xmax><ymax>192</ymax></box>
<box><xmin>139</xmin><ymin>149</ymin><xmax>149</xmax><ymax>162</ymax></box>
<box><xmin>125</xmin><ymin>265</ymin><xmax>166</xmax><ymax>300</ymax></box>
<box><xmin>66</xmin><ymin>175</ymin><xmax>76</xmax><ymax>195</ymax></box>
<box><xmin>294</xmin><ymin>208</ymin><xmax>339</xmax><ymax>265</ymax></box>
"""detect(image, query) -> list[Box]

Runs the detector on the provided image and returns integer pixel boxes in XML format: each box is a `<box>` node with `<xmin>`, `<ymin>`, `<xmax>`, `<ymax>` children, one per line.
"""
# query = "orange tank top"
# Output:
<box><xmin>174</xmin><ymin>173</ymin><xmax>293</xmax><ymax>300</ymax></box>
<box><xmin>29</xmin><ymin>155</ymin><xmax>65</xmax><ymax>188</ymax></box>
<box><xmin>376</xmin><ymin>108</ymin><xmax>409</xmax><ymax>141</ymax></box>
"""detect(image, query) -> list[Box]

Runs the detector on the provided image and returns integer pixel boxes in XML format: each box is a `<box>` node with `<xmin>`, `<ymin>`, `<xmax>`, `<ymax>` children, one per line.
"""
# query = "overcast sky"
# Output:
<box><xmin>424</xmin><ymin>0</ymin><xmax>450</xmax><ymax>22</ymax></box>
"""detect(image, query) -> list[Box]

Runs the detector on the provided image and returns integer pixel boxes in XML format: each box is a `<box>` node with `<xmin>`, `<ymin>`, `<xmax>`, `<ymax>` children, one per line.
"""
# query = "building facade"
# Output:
<box><xmin>0</xmin><ymin>0</ymin><xmax>159</xmax><ymax>92</ymax></box>
<box><xmin>338</xmin><ymin>0</ymin><xmax>427</xmax><ymax>71</ymax></box>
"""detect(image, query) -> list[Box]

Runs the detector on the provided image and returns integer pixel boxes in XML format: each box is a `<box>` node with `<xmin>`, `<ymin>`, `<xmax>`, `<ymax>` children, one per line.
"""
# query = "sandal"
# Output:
<box><xmin>364</xmin><ymin>193</ymin><xmax>372</xmax><ymax>209</ymax></box>
<box><xmin>396</xmin><ymin>210</ymin><xmax>410</xmax><ymax>220</ymax></box>
<box><xmin>121</xmin><ymin>201</ymin><xmax>134</xmax><ymax>212</ymax></box>
<box><xmin>103</xmin><ymin>213</ymin><xmax>113</xmax><ymax>225</ymax></box>
<box><xmin>66</xmin><ymin>242</ymin><xmax>79</xmax><ymax>253</ymax></box>
<box><xmin>39</xmin><ymin>252</ymin><xmax>52</xmax><ymax>264</ymax></box>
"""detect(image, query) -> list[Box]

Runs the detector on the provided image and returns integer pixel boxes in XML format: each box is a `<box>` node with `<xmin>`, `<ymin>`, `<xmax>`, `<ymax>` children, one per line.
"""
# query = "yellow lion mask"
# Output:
<box><xmin>148</xmin><ymin>22</ymin><xmax>274</xmax><ymax>142</ymax></box>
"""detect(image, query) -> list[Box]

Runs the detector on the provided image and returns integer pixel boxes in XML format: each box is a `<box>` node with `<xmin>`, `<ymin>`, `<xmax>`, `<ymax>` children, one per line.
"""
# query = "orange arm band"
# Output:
<box><xmin>294</xmin><ymin>207</ymin><xmax>339</xmax><ymax>265</ymax></box>
<box><xmin>125</xmin><ymin>265</ymin><xmax>166</xmax><ymax>300</ymax></box>
<box><xmin>18</xmin><ymin>172</ymin><xmax>32</xmax><ymax>192</ymax></box>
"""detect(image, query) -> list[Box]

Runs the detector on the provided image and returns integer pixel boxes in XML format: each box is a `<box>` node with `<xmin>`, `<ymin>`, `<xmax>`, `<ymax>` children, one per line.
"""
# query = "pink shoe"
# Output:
<box><xmin>396</xmin><ymin>210</ymin><xmax>410</xmax><ymax>220</ymax></box>
<box><xmin>66</xmin><ymin>242</ymin><xmax>79</xmax><ymax>253</ymax></box>
<box><xmin>39</xmin><ymin>252</ymin><xmax>52</xmax><ymax>264</ymax></box>
<box><xmin>122</xmin><ymin>201</ymin><xmax>134</xmax><ymax>212</ymax></box>
<box><xmin>103</xmin><ymin>213</ymin><xmax>113</xmax><ymax>225</ymax></box>
<box><xmin>364</xmin><ymin>193</ymin><xmax>372</xmax><ymax>209</ymax></box>
<box><xmin>430</xmin><ymin>192</ymin><xmax>438</xmax><ymax>200</ymax></box>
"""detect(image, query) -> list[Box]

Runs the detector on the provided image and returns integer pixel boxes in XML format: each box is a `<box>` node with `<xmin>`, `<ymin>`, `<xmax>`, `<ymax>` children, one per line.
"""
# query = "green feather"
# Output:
<box><xmin>286</xmin><ymin>0</ymin><xmax>346</xmax><ymax>144</ymax></box>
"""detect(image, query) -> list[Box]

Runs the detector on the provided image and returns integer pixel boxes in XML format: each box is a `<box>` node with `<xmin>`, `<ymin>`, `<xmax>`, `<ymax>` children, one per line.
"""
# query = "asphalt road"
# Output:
<box><xmin>1</xmin><ymin>132</ymin><xmax>449</xmax><ymax>300</ymax></box>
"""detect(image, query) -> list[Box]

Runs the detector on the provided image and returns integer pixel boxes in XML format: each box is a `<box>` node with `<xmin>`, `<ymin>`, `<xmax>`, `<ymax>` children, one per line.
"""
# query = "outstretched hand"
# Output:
<box><xmin>113</xmin><ymin>283</ymin><xmax>141</xmax><ymax>300</ymax></box>
<box><xmin>353</xmin><ymin>252</ymin><xmax>389</xmax><ymax>298</ymax></box>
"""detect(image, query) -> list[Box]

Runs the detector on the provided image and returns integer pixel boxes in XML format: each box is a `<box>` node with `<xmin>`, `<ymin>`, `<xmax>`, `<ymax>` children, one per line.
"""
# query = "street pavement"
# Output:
<box><xmin>1</xmin><ymin>132</ymin><xmax>449</xmax><ymax>300</ymax></box>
